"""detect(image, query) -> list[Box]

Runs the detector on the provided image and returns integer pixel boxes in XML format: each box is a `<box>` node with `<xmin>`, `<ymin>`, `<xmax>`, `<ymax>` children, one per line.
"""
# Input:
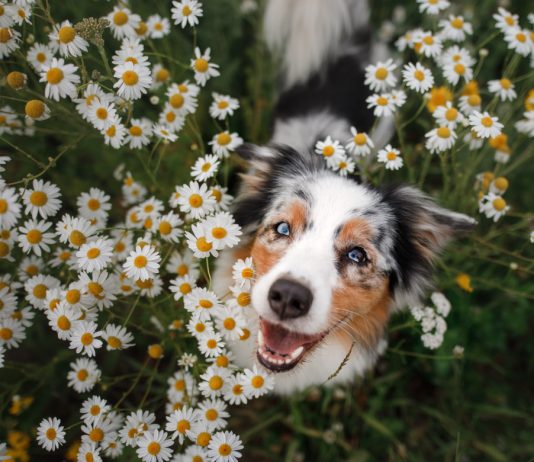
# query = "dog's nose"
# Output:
<box><xmin>268</xmin><ymin>278</ymin><xmax>313</xmax><ymax>320</ymax></box>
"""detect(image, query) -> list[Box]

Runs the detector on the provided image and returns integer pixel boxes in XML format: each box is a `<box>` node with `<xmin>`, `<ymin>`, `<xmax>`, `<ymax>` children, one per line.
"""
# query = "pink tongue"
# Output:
<box><xmin>261</xmin><ymin>319</ymin><xmax>320</xmax><ymax>355</ymax></box>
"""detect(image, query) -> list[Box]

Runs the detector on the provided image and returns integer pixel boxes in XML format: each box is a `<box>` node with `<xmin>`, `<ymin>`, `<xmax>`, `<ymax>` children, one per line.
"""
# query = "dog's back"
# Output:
<box><xmin>264</xmin><ymin>0</ymin><xmax>389</xmax><ymax>153</ymax></box>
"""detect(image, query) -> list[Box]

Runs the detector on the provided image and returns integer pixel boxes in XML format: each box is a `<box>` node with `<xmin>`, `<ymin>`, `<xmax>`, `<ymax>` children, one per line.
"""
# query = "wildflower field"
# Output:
<box><xmin>0</xmin><ymin>0</ymin><xmax>533</xmax><ymax>461</ymax></box>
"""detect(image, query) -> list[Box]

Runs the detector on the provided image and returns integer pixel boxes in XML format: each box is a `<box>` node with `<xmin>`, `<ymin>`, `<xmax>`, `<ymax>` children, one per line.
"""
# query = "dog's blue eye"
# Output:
<box><xmin>347</xmin><ymin>247</ymin><xmax>367</xmax><ymax>264</ymax></box>
<box><xmin>275</xmin><ymin>222</ymin><xmax>290</xmax><ymax>236</ymax></box>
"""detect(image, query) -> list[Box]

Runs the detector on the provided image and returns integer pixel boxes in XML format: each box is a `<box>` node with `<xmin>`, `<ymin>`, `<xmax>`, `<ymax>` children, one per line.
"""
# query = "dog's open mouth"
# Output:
<box><xmin>256</xmin><ymin>318</ymin><xmax>326</xmax><ymax>372</ymax></box>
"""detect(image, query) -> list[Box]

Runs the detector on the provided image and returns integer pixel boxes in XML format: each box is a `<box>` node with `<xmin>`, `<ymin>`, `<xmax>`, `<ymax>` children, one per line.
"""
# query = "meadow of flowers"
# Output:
<box><xmin>0</xmin><ymin>0</ymin><xmax>533</xmax><ymax>461</ymax></box>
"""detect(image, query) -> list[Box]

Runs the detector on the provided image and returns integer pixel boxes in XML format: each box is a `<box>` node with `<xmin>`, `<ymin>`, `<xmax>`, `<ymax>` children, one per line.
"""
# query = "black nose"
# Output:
<box><xmin>268</xmin><ymin>278</ymin><xmax>313</xmax><ymax>320</ymax></box>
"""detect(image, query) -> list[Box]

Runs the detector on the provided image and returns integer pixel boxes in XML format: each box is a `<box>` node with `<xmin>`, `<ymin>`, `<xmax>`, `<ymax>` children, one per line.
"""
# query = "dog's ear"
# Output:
<box><xmin>382</xmin><ymin>185</ymin><xmax>476</xmax><ymax>309</ymax></box>
<box><xmin>235</xmin><ymin>143</ymin><xmax>279</xmax><ymax>196</ymax></box>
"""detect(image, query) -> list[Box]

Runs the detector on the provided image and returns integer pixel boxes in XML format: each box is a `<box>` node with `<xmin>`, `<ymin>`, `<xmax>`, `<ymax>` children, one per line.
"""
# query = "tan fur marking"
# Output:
<box><xmin>251</xmin><ymin>238</ymin><xmax>285</xmax><ymax>277</ymax></box>
<box><xmin>337</xmin><ymin>217</ymin><xmax>374</xmax><ymax>246</ymax></box>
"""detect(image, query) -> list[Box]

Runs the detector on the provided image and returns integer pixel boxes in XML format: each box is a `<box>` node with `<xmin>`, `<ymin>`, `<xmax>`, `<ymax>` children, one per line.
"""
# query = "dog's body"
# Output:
<box><xmin>213</xmin><ymin>0</ymin><xmax>473</xmax><ymax>394</ymax></box>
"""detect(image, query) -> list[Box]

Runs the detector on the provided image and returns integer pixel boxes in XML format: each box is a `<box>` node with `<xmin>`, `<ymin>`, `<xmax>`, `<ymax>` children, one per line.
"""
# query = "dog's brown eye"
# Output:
<box><xmin>347</xmin><ymin>247</ymin><xmax>367</xmax><ymax>265</ymax></box>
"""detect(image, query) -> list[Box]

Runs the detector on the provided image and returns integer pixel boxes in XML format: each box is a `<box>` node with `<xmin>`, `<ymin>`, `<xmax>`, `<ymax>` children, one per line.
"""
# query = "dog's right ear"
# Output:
<box><xmin>235</xmin><ymin>143</ymin><xmax>279</xmax><ymax>195</ymax></box>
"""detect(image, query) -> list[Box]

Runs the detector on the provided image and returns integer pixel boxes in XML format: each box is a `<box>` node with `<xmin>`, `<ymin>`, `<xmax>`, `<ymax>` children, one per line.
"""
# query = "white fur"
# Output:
<box><xmin>264</xmin><ymin>0</ymin><xmax>370</xmax><ymax>88</ymax></box>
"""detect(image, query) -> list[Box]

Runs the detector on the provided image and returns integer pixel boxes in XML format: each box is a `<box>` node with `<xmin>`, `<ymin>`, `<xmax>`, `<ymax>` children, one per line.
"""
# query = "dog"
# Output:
<box><xmin>213</xmin><ymin>0</ymin><xmax>474</xmax><ymax>394</ymax></box>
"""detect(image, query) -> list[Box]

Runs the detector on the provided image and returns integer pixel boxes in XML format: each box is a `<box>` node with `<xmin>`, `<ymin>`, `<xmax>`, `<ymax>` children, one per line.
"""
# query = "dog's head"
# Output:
<box><xmin>233</xmin><ymin>143</ymin><xmax>474</xmax><ymax>373</ymax></box>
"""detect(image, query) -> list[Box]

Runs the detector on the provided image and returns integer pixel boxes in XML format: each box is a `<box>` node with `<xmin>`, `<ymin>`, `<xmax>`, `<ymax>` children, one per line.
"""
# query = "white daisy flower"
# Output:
<box><xmin>77</xmin><ymin>443</ymin><xmax>102</xmax><ymax>462</ymax></box>
<box><xmin>77</xmin><ymin>188</ymin><xmax>111</xmax><ymax>221</ymax></box>
<box><xmin>0</xmin><ymin>317</ymin><xmax>25</xmax><ymax>349</ymax></box>
<box><xmin>493</xmin><ymin>8</ymin><xmax>519</xmax><ymax>32</ymax></box>
<box><xmin>21</xmin><ymin>179</ymin><xmax>61</xmax><ymax>220</ymax></box>
<box><xmin>67</xmin><ymin>358</ymin><xmax>101</xmax><ymax>393</ymax></box>
<box><xmin>439</xmin><ymin>15</ymin><xmax>472</xmax><ymax>42</ymax></box>
<box><xmin>119</xmin><ymin>410</ymin><xmax>157</xmax><ymax>448</ymax></box>
<box><xmin>232</xmin><ymin>257</ymin><xmax>255</xmax><ymax>290</ymax></box>
<box><xmin>214</xmin><ymin>306</ymin><xmax>246</xmax><ymax>341</ymax></box>
<box><xmin>198</xmin><ymin>331</ymin><xmax>225</xmax><ymax>358</ymax></box>
<box><xmin>124</xmin><ymin>245</ymin><xmax>161</xmax><ymax>282</ymax></box>
<box><xmin>17</xmin><ymin>219</ymin><xmax>55</xmax><ymax>256</ymax></box>
<box><xmin>458</xmin><ymin>93</ymin><xmax>481</xmax><ymax>115</ymax></box>
<box><xmin>442</xmin><ymin>60</ymin><xmax>472</xmax><ymax>86</ymax></box>
<box><xmin>107</xmin><ymin>7</ymin><xmax>141</xmax><ymax>40</ymax></box>
<box><xmin>12</xmin><ymin>5</ymin><xmax>31</xmax><ymax>26</ymax></box>
<box><xmin>25</xmin><ymin>273</ymin><xmax>59</xmax><ymax>308</ymax></box>
<box><xmin>102</xmin><ymin>117</ymin><xmax>126</xmax><ymax>149</ymax></box>
<box><xmin>199</xmin><ymin>366</ymin><xmax>231</xmax><ymax>398</ymax></box>
<box><xmin>0</xmin><ymin>27</ymin><xmax>20</xmax><ymax>59</ymax></box>
<box><xmin>364</xmin><ymin>59</ymin><xmax>397</xmax><ymax>92</ymax></box>
<box><xmin>166</xmin><ymin>370</ymin><xmax>196</xmax><ymax>402</ymax></box>
<box><xmin>136</xmin><ymin>429</ymin><xmax>174</xmax><ymax>462</ymax></box>
<box><xmin>26</xmin><ymin>42</ymin><xmax>54</xmax><ymax>71</ymax></box>
<box><xmin>169</xmin><ymin>275</ymin><xmax>196</xmax><ymax>301</ymax></box>
<box><xmin>151</xmin><ymin>64</ymin><xmax>171</xmax><ymax>89</ymax></box>
<box><xmin>377</xmin><ymin>145</ymin><xmax>404</xmax><ymax>170</ymax></box>
<box><xmin>314</xmin><ymin>136</ymin><xmax>345</xmax><ymax>166</ymax></box>
<box><xmin>503</xmin><ymin>27</ymin><xmax>532</xmax><ymax>57</ymax></box>
<box><xmin>81</xmin><ymin>418</ymin><xmax>115</xmax><ymax>446</ymax></box>
<box><xmin>153</xmin><ymin>124</ymin><xmax>178</xmax><ymax>142</ymax></box>
<box><xmin>0</xmin><ymin>3</ymin><xmax>16</xmax><ymax>28</ymax></box>
<box><xmin>69</xmin><ymin>321</ymin><xmax>103</xmax><ymax>357</ymax></box>
<box><xmin>479</xmin><ymin>193</ymin><xmax>510</xmax><ymax>222</ymax></box>
<box><xmin>345</xmin><ymin>127</ymin><xmax>374</xmax><ymax>157</ymax></box>
<box><xmin>209</xmin><ymin>131</ymin><xmax>243</xmax><ymax>158</ymax></box>
<box><xmin>191</xmin><ymin>47</ymin><xmax>220</xmax><ymax>86</ymax></box>
<box><xmin>76</xmin><ymin>238</ymin><xmax>114</xmax><ymax>273</ymax></box>
<box><xmin>415</xmin><ymin>31</ymin><xmax>442</xmax><ymax>57</ymax></box>
<box><xmin>222</xmin><ymin>373</ymin><xmax>247</xmax><ymax>405</ymax></box>
<box><xmin>172</xmin><ymin>0</ymin><xmax>203</xmax><ymax>28</ymax></box>
<box><xmin>515</xmin><ymin>110</ymin><xmax>534</xmax><ymax>137</ymax></box>
<box><xmin>49</xmin><ymin>20</ymin><xmax>88</xmax><ymax>57</ymax></box>
<box><xmin>433</xmin><ymin>102</ymin><xmax>465</xmax><ymax>129</ymax></box>
<box><xmin>240</xmin><ymin>365</ymin><xmax>274</xmax><ymax>398</ymax></box>
<box><xmin>416</xmin><ymin>0</ymin><xmax>450</xmax><ymax>15</ymax></box>
<box><xmin>210</xmin><ymin>185</ymin><xmax>232</xmax><ymax>212</ymax></box>
<box><xmin>184</xmin><ymin>288</ymin><xmax>221</xmax><ymax>321</ymax></box>
<box><xmin>114</xmin><ymin>61</ymin><xmax>152</xmax><ymax>100</ymax></box>
<box><xmin>40</xmin><ymin>57</ymin><xmax>80</xmax><ymax>101</ymax></box>
<box><xmin>159</xmin><ymin>104</ymin><xmax>186</xmax><ymax>132</ymax></box>
<box><xmin>36</xmin><ymin>417</ymin><xmax>65</xmax><ymax>451</ymax></box>
<box><xmin>191</xmin><ymin>154</ymin><xmax>220</xmax><ymax>182</ymax></box>
<box><xmin>209</xmin><ymin>93</ymin><xmax>239</xmax><ymax>120</ymax></box>
<box><xmin>103</xmin><ymin>436</ymin><xmax>122</xmax><ymax>459</ymax></box>
<box><xmin>176</xmin><ymin>181</ymin><xmax>216</xmax><ymax>219</ymax></box>
<box><xmin>166</xmin><ymin>81</ymin><xmax>199</xmax><ymax>115</ymax></box>
<box><xmin>366</xmin><ymin>93</ymin><xmax>396</xmax><ymax>117</ymax></box>
<box><xmin>425</xmin><ymin>126</ymin><xmax>457</xmax><ymax>153</ymax></box>
<box><xmin>203</xmin><ymin>212</ymin><xmax>242</xmax><ymax>250</ymax></box>
<box><xmin>88</xmin><ymin>100</ymin><xmax>117</xmax><ymax>130</ymax></box>
<box><xmin>488</xmin><ymin>78</ymin><xmax>517</xmax><ymax>102</ymax></box>
<box><xmin>186</xmin><ymin>223</ymin><xmax>218</xmax><ymax>259</ymax></box>
<box><xmin>24</xmin><ymin>99</ymin><xmax>50</xmax><ymax>121</ymax></box>
<box><xmin>468</xmin><ymin>111</ymin><xmax>503</xmax><ymax>139</ymax></box>
<box><xmin>112</xmin><ymin>37</ymin><xmax>148</xmax><ymax>67</ymax></box>
<box><xmin>81</xmin><ymin>395</ymin><xmax>111</xmax><ymax>425</ymax></box>
<box><xmin>207</xmin><ymin>431</ymin><xmax>243</xmax><ymax>462</ymax></box>
<box><xmin>402</xmin><ymin>62</ymin><xmax>434</xmax><ymax>93</ymax></box>
<box><xmin>147</xmin><ymin>14</ymin><xmax>170</xmax><ymax>39</ymax></box>
<box><xmin>165</xmin><ymin>406</ymin><xmax>198</xmax><ymax>443</ymax></box>
<box><xmin>0</xmin><ymin>186</ymin><xmax>21</xmax><ymax>228</ymax></box>
<box><xmin>198</xmin><ymin>399</ymin><xmax>229</xmax><ymax>432</ymax></box>
<box><xmin>166</xmin><ymin>250</ymin><xmax>199</xmax><ymax>279</ymax></box>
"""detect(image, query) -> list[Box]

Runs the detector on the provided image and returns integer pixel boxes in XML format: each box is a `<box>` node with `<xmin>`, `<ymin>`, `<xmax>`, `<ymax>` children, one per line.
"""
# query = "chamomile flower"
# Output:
<box><xmin>81</xmin><ymin>419</ymin><xmax>115</xmax><ymax>446</ymax></box>
<box><xmin>214</xmin><ymin>306</ymin><xmax>246</xmax><ymax>341</ymax></box>
<box><xmin>488</xmin><ymin>78</ymin><xmax>517</xmax><ymax>102</ymax></box>
<box><xmin>417</xmin><ymin>0</ymin><xmax>450</xmax><ymax>15</ymax></box>
<box><xmin>364</xmin><ymin>59</ymin><xmax>397</xmax><ymax>92</ymax></box>
<box><xmin>433</xmin><ymin>102</ymin><xmax>465</xmax><ymax>129</ymax></box>
<box><xmin>203</xmin><ymin>212</ymin><xmax>242</xmax><ymax>250</ymax></box>
<box><xmin>0</xmin><ymin>317</ymin><xmax>25</xmax><ymax>349</ymax></box>
<box><xmin>25</xmin><ymin>273</ymin><xmax>59</xmax><ymax>308</ymax></box>
<box><xmin>442</xmin><ymin>60</ymin><xmax>473</xmax><ymax>86</ymax></box>
<box><xmin>172</xmin><ymin>0</ymin><xmax>203</xmax><ymax>28</ymax></box>
<box><xmin>36</xmin><ymin>417</ymin><xmax>65</xmax><ymax>451</ymax></box>
<box><xmin>26</xmin><ymin>42</ymin><xmax>53</xmax><ymax>71</ymax></box>
<box><xmin>504</xmin><ymin>27</ymin><xmax>532</xmax><ymax>57</ymax></box>
<box><xmin>439</xmin><ymin>15</ymin><xmax>472</xmax><ymax>42</ymax></box>
<box><xmin>176</xmin><ymin>181</ymin><xmax>216</xmax><ymax>219</ymax></box>
<box><xmin>156</xmin><ymin>213</ymin><xmax>183</xmax><ymax>243</ymax></box>
<box><xmin>315</xmin><ymin>136</ymin><xmax>345</xmax><ymax>166</ymax></box>
<box><xmin>74</xmin><ymin>83</ymin><xmax>113</xmax><ymax>121</ymax></box>
<box><xmin>81</xmin><ymin>395</ymin><xmax>111</xmax><ymax>425</ymax></box>
<box><xmin>120</xmin><ymin>410</ymin><xmax>157</xmax><ymax>447</ymax></box>
<box><xmin>192</xmin><ymin>154</ymin><xmax>220</xmax><ymax>181</ymax></box>
<box><xmin>240</xmin><ymin>365</ymin><xmax>274</xmax><ymax>398</ymax></box>
<box><xmin>402</xmin><ymin>62</ymin><xmax>434</xmax><ymax>93</ymax></box>
<box><xmin>151</xmin><ymin>64</ymin><xmax>171</xmax><ymax>89</ymax></box>
<box><xmin>191</xmin><ymin>47</ymin><xmax>220</xmax><ymax>86</ymax></box>
<box><xmin>169</xmin><ymin>275</ymin><xmax>196</xmax><ymax>301</ymax></box>
<box><xmin>479</xmin><ymin>193</ymin><xmax>510</xmax><ymax>222</ymax></box>
<box><xmin>166</xmin><ymin>250</ymin><xmax>200</xmax><ymax>279</ymax></box>
<box><xmin>494</xmin><ymin>8</ymin><xmax>519</xmax><ymax>32</ymax></box>
<box><xmin>124</xmin><ymin>245</ymin><xmax>161</xmax><ymax>281</ymax></box>
<box><xmin>88</xmin><ymin>100</ymin><xmax>118</xmax><ymax>130</ymax></box>
<box><xmin>0</xmin><ymin>186</ymin><xmax>21</xmax><ymax>228</ymax></box>
<box><xmin>102</xmin><ymin>324</ymin><xmax>134</xmax><ymax>351</ymax></box>
<box><xmin>207</xmin><ymin>431</ymin><xmax>243</xmax><ymax>462</ymax></box>
<box><xmin>103</xmin><ymin>117</ymin><xmax>126</xmax><ymax>149</ymax></box>
<box><xmin>458</xmin><ymin>93</ymin><xmax>481</xmax><ymax>114</ymax></box>
<box><xmin>17</xmin><ymin>219</ymin><xmax>55</xmax><ymax>256</ymax></box>
<box><xmin>515</xmin><ymin>110</ymin><xmax>534</xmax><ymax>137</ymax></box>
<box><xmin>40</xmin><ymin>58</ymin><xmax>80</xmax><ymax>101</ymax></box>
<box><xmin>345</xmin><ymin>127</ymin><xmax>374</xmax><ymax>157</ymax></box>
<box><xmin>210</xmin><ymin>186</ymin><xmax>232</xmax><ymax>212</ymax></box>
<box><xmin>232</xmin><ymin>257</ymin><xmax>255</xmax><ymax>289</ymax></box>
<box><xmin>425</xmin><ymin>126</ymin><xmax>457</xmax><ymax>153</ymax></box>
<box><xmin>469</xmin><ymin>111</ymin><xmax>503</xmax><ymax>139</ymax></box>
<box><xmin>77</xmin><ymin>188</ymin><xmax>111</xmax><ymax>221</ymax></box>
<box><xmin>21</xmin><ymin>179</ymin><xmax>61</xmax><ymax>219</ymax></box>
<box><xmin>197</xmin><ymin>399</ymin><xmax>229</xmax><ymax>431</ymax></box>
<box><xmin>0</xmin><ymin>27</ymin><xmax>20</xmax><ymax>59</ymax></box>
<box><xmin>415</xmin><ymin>31</ymin><xmax>442</xmax><ymax>58</ymax></box>
<box><xmin>222</xmin><ymin>374</ymin><xmax>247</xmax><ymax>405</ymax></box>
<box><xmin>107</xmin><ymin>7</ymin><xmax>141</xmax><ymax>40</ymax></box>
<box><xmin>166</xmin><ymin>81</ymin><xmax>199</xmax><ymax>115</ymax></box>
<box><xmin>112</xmin><ymin>37</ymin><xmax>148</xmax><ymax>67</ymax></box>
<box><xmin>77</xmin><ymin>238</ymin><xmax>113</xmax><ymax>273</ymax></box>
<box><xmin>165</xmin><ymin>406</ymin><xmax>198</xmax><ymax>443</ymax></box>
<box><xmin>69</xmin><ymin>321</ymin><xmax>103</xmax><ymax>357</ymax></box>
<box><xmin>186</xmin><ymin>223</ymin><xmax>218</xmax><ymax>259</ymax></box>
<box><xmin>147</xmin><ymin>14</ymin><xmax>170</xmax><ymax>39</ymax></box>
<box><xmin>185</xmin><ymin>288</ymin><xmax>221</xmax><ymax>321</ymax></box>
<box><xmin>153</xmin><ymin>124</ymin><xmax>178</xmax><ymax>142</ymax></box>
<box><xmin>0</xmin><ymin>3</ymin><xmax>15</xmax><ymax>28</ymax></box>
<box><xmin>209</xmin><ymin>93</ymin><xmax>239</xmax><ymax>120</ymax></box>
<box><xmin>49</xmin><ymin>20</ymin><xmax>88</xmax><ymax>57</ymax></box>
<box><xmin>114</xmin><ymin>61</ymin><xmax>152</xmax><ymax>100</ymax></box>
<box><xmin>199</xmin><ymin>366</ymin><xmax>230</xmax><ymax>398</ymax></box>
<box><xmin>366</xmin><ymin>93</ymin><xmax>396</xmax><ymax>117</ymax></box>
<box><xmin>198</xmin><ymin>331</ymin><xmax>225</xmax><ymax>358</ymax></box>
<box><xmin>77</xmin><ymin>443</ymin><xmax>102</xmax><ymax>462</ymax></box>
<box><xmin>377</xmin><ymin>145</ymin><xmax>403</xmax><ymax>170</ymax></box>
<box><xmin>136</xmin><ymin>430</ymin><xmax>174</xmax><ymax>462</ymax></box>
<box><xmin>159</xmin><ymin>104</ymin><xmax>186</xmax><ymax>132</ymax></box>
<box><xmin>209</xmin><ymin>131</ymin><xmax>243</xmax><ymax>158</ymax></box>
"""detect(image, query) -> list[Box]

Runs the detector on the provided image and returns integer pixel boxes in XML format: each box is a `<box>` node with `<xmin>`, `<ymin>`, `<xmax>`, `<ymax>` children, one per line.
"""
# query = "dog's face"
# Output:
<box><xmin>233</xmin><ymin>144</ymin><xmax>473</xmax><ymax>373</ymax></box>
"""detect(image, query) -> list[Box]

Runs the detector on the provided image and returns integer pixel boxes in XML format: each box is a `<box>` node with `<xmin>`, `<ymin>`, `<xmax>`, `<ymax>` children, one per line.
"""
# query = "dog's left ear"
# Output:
<box><xmin>381</xmin><ymin>185</ymin><xmax>476</xmax><ymax>309</ymax></box>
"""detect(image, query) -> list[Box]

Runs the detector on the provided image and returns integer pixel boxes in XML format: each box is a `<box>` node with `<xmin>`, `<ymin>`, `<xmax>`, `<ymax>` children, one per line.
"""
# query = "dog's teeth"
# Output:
<box><xmin>257</xmin><ymin>329</ymin><xmax>264</xmax><ymax>347</ymax></box>
<box><xmin>290</xmin><ymin>346</ymin><xmax>304</xmax><ymax>359</ymax></box>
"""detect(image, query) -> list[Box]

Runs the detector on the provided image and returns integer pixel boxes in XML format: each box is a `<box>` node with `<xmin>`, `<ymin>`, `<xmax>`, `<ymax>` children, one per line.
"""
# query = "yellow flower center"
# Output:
<box><xmin>57</xmin><ymin>315</ymin><xmax>71</xmax><ymax>331</ymax></box>
<box><xmin>189</xmin><ymin>194</ymin><xmax>203</xmax><ymax>208</ymax></box>
<box><xmin>25</xmin><ymin>100</ymin><xmax>45</xmax><ymax>119</ymax></box>
<box><xmin>376</xmin><ymin>96</ymin><xmax>389</xmax><ymax>106</ymax></box>
<box><xmin>66</xmin><ymin>289</ymin><xmax>81</xmax><ymax>305</ymax></box>
<box><xmin>451</xmin><ymin>17</ymin><xmax>464</xmax><ymax>29</ymax></box>
<box><xmin>211</xmin><ymin>227</ymin><xmax>227</xmax><ymax>239</ymax></box>
<box><xmin>516</xmin><ymin>32</ymin><xmax>526</xmax><ymax>43</ymax></box>
<box><xmin>106</xmin><ymin>125</ymin><xmax>116</xmax><ymax>137</ymax></box>
<box><xmin>170</xmin><ymin>93</ymin><xmax>184</xmax><ymax>108</ymax></box>
<box><xmin>437</xmin><ymin>126</ymin><xmax>451</xmax><ymax>138</ymax></box>
<box><xmin>122</xmin><ymin>70</ymin><xmax>139</xmax><ymax>86</ymax></box>
<box><xmin>197</xmin><ymin>432</ymin><xmax>211</xmax><ymax>447</ymax></box>
<box><xmin>322</xmin><ymin>146</ymin><xmax>335</xmax><ymax>157</ymax></box>
<box><xmin>87</xmin><ymin>198</ymin><xmax>100</xmax><ymax>211</ymax></box>
<box><xmin>7</xmin><ymin>71</ymin><xmax>25</xmax><ymax>89</ymax></box>
<box><xmin>0</xmin><ymin>327</ymin><xmax>13</xmax><ymax>340</ymax></box>
<box><xmin>240</xmin><ymin>328</ymin><xmax>250</xmax><ymax>340</ymax></box>
<box><xmin>233</xmin><ymin>384</ymin><xmax>243</xmax><ymax>395</ymax></box>
<box><xmin>0</xmin><ymin>242</ymin><xmax>8</xmax><ymax>257</ymax></box>
<box><xmin>59</xmin><ymin>251</ymin><xmax>71</xmax><ymax>261</ymax></box>
<box><xmin>107</xmin><ymin>336</ymin><xmax>122</xmax><ymax>349</ymax></box>
<box><xmin>251</xmin><ymin>375</ymin><xmax>264</xmax><ymax>388</ymax></box>
<box><xmin>90</xmin><ymin>405</ymin><xmax>101</xmax><ymax>416</ymax></box>
<box><xmin>77</xmin><ymin>369</ymin><xmax>88</xmax><ymax>381</ymax></box>
<box><xmin>89</xmin><ymin>428</ymin><xmax>103</xmax><ymax>442</ymax></box>
<box><xmin>454</xmin><ymin>63</ymin><xmax>466</xmax><ymax>75</ymax></box>
<box><xmin>177</xmin><ymin>420</ymin><xmax>190</xmax><ymax>433</ymax></box>
<box><xmin>33</xmin><ymin>284</ymin><xmax>47</xmax><ymax>299</ymax></box>
<box><xmin>207</xmin><ymin>339</ymin><xmax>217</xmax><ymax>349</ymax></box>
<box><xmin>493</xmin><ymin>177</ymin><xmax>509</xmax><ymax>191</ymax></box>
<box><xmin>58</xmin><ymin>26</ymin><xmax>76</xmax><ymax>44</ymax></box>
<box><xmin>445</xmin><ymin>108</ymin><xmax>458</xmax><ymax>121</ymax></box>
<box><xmin>113</xmin><ymin>11</ymin><xmax>128</xmax><ymax>26</ymax></box>
<box><xmin>414</xmin><ymin>70</ymin><xmax>425</xmax><ymax>81</ymax></box>
<box><xmin>196</xmin><ymin>237</ymin><xmax>212</xmax><ymax>252</ymax></box>
<box><xmin>195</xmin><ymin>322</ymin><xmax>205</xmax><ymax>333</ymax></box>
<box><xmin>209</xmin><ymin>376</ymin><xmax>223</xmax><ymax>390</ymax></box>
<box><xmin>166</xmin><ymin>111</ymin><xmax>176</xmax><ymax>123</ymax></box>
<box><xmin>505</xmin><ymin>16</ymin><xmax>515</xmax><ymax>26</ymax></box>
<box><xmin>241</xmin><ymin>268</ymin><xmax>254</xmax><ymax>279</ymax></box>
<box><xmin>69</xmin><ymin>230</ymin><xmax>86</xmax><ymax>247</ymax></box>
<box><xmin>223</xmin><ymin>318</ymin><xmax>236</xmax><ymax>330</ymax></box>
<box><xmin>386</xmin><ymin>151</ymin><xmax>397</xmax><ymax>161</ymax></box>
<box><xmin>481</xmin><ymin>116</ymin><xmax>493</xmax><ymax>127</ymax></box>
<box><xmin>211</xmin><ymin>189</ymin><xmax>222</xmax><ymax>203</ymax></box>
<box><xmin>134</xmin><ymin>255</ymin><xmax>148</xmax><ymax>268</ymax></box>
<box><xmin>0</xmin><ymin>199</ymin><xmax>8</xmax><ymax>213</ymax></box>
<box><xmin>218</xmin><ymin>100</ymin><xmax>229</xmax><ymax>109</ymax></box>
<box><xmin>492</xmin><ymin>197</ymin><xmax>506</xmax><ymax>211</ymax></box>
<box><xmin>0</xmin><ymin>28</ymin><xmax>12</xmax><ymax>43</ymax></box>
<box><xmin>147</xmin><ymin>442</ymin><xmax>160</xmax><ymax>455</ymax></box>
<box><xmin>30</xmin><ymin>191</ymin><xmax>48</xmax><ymax>207</ymax></box>
<box><xmin>36</xmin><ymin>51</ymin><xmax>46</xmax><ymax>63</ymax></box>
<box><xmin>135</xmin><ymin>21</ymin><xmax>148</xmax><ymax>35</ymax></box>
<box><xmin>46</xmin><ymin>68</ymin><xmax>64</xmax><ymax>85</ymax></box>
<box><xmin>219</xmin><ymin>444</ymin><xmax>232</xmax><ymax>456</ymax></box>
<box><xmin>374</xmin><ymin>67</ymin><xmax>388</xmax><ymax>80</ymax></box>
<box><xmin>158</xmin><ymin>221</ymin><xmax>172</xmax><ymax>235</ymax></box>
<box><xmin>499</xmin><ymin>78</ymin><xmax>512</xmax><ymax>90</ymax></box>
<box><xmin>148</xmin><ymin>344</ymin><xmax>163</xmax><ymax>358</ymax></box>
<box><xmin>467</xmin><ymin>94</ymin><xmax>481</xmax><ymax>106</ymax></box>
<box><xmin>179</xmin><ymin>283</ymin><xmax>191</xmax><ymax>294</ymax></box>
<box><xmin>183</xmin><ymin>5</ymin><xmax>192</xmax><ymax>16</ymax></box>
<box><xmin>216</xmin><ymin>132</ymin><xmax>231</xmax><ymax>146</ymax></box>
<box><xmin>216</xmin><ymin>355</ymin><xmax>229</xmax><ymax>367</ymax></box>
<box><xmin>174</xmin><ymin>379</ymin><xmax>185</xmax><ymax>391</ymax></box>
<box><xmin>26</xmin><ymin>229</ymin><xmax>42</xmax><ymax>244</ymax></box>
<box><xmin>156</xmin><ymin>68</ymin><xmax>170</xmax><ymax>82</ymax></box>
<box><xmin>96</xmin><ymin>108</ymin><xmax>108</xmax><ymax>120</ymax></box>
<box><xmin>46</xmin><ymin>428</ymin><xmax>57</xmax><ymax>440</ymax></box>
<box><xmin>86</xmin><ymin>248</ymin><xmax>100</xmax><ymax>259</ymax></box>
<box><xmin>201</xmin><ymin>162</ymin><xmax>212</xmax><ymax>172</ymax></box>
<box><xmin>81</xmin><ymin>332</ymin><xmax>93</xmax><ymax>346</ymax></box>
<box><xmin>194</xmin><ymin>58</ymin><xmax>209</xmax><ymax>73</ymax></box>
<box><xmin>130</xmin><ymin>125</ymin><xmax>142</xmax><ymax>136</ymax></box>
<box><xmin>237</xmin><ymin>293</ymin><xmax>250</xmax><ymax>307</ymax></box>
<box><xmin>423</xmin><ymin>35</ymin><xmax>434</xmax><ymax>45</ymax></box>
<box><xmin>199</xmin><ymin>299</ymin><xmax>213</xmax><ymax>309</ymax></box>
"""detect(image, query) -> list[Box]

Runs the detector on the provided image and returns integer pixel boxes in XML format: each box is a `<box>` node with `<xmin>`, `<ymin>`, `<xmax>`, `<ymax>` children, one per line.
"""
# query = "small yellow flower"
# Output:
<box><xmin>427</xmin><ymin>86</ymin><xmax>453</xmax><ymax>113</ymax></box>
<box><xmin>456</xmin><ymin>273</ymin><xmax>473</xmax><ymax>293</ymax></box>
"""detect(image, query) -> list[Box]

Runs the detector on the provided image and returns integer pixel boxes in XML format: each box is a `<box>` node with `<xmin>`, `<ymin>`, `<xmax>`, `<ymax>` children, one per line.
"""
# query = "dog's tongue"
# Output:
<box><xmin>260</xmin><ymin>319</ymin><xmax>320</xmax><ymax>355</ymax></box>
